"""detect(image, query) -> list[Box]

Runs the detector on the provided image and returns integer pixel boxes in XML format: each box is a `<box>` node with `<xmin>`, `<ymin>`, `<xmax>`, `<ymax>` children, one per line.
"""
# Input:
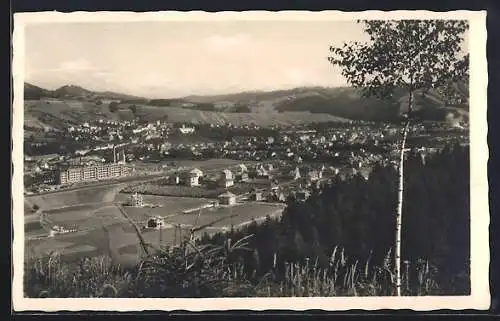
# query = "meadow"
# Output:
<box><xmin>164</xmin><ymin>202</ymin><xmax>285</xmax><ymax>228</ymax></box>
<box><xmin>25</xmin><ymin>184</ymin><xmax>125</xmax><ymax>211</ymax></box>
<box><xmin>115</xmin><ymin>194</ymin><xmax>211</xmax><ymax>217</ymax></box>
<box><xmin>24</xmin><ymin>188</ymin><xmax>284</xmax><ymax>266</ymax></box>
<box><xmin>24</xmin><ymin>98</ymin><xmax>350</xmax><ymax>133</ymax></box>
<box><xmin>123</xmin><ymin>181</ymin><xmax>271</xmax><ymax>199</ymax></box>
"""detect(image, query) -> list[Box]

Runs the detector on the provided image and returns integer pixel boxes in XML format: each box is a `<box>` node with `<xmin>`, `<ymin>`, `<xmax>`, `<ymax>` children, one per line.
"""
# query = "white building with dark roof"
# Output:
<box><xmin>186</xmin><ymin>168</ymin><xmax>203</xmax><ymax>186</ymax></box>
<box><xmin>219</xmin><ymin>169</ymin><xmax>234</xmax><ymax>188</ymax></box>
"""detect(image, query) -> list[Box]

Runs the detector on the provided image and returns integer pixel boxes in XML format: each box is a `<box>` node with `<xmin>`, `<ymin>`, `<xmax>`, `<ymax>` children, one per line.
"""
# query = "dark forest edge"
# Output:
<box><xmin>25</xmin><ymin>145</ymin><xmax>469</xmax><ymax>298</ymax></box>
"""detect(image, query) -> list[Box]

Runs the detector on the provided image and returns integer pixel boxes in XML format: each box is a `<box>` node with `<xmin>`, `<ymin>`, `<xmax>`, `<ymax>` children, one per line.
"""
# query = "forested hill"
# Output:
<box><xmin>204</xmin><ymin>145</ymin><xmax>470</xmax><ymax>295</ymax></box>
<box><xmin>25</xmin><ymin>145</ymin><xmax>470</xmax><ymax>297</ymax></box>
<box><xmin>24</xmin><ymin>81</ymin><xmax>468</xmax><ymax>123</ymax></box>
<box><xmin>273</xmin><ymin>85</ymin><xmax>469</xmax><ymax>122</ymax></box>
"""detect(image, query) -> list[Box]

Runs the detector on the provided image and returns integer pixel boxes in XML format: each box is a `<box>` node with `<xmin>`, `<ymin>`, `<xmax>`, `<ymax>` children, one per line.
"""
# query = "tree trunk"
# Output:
<box><xmin>395</xmin><ymin>91</ymin><xmax>413</xmax><ymax>296</ymax></box>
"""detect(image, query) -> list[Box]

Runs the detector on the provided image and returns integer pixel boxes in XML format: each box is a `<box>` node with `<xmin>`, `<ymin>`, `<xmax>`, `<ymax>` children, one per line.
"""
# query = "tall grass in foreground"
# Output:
<box><xmin>24</xmin><ymin>238</ymin><xmax>447</xmax><ymax>298</ymax></box>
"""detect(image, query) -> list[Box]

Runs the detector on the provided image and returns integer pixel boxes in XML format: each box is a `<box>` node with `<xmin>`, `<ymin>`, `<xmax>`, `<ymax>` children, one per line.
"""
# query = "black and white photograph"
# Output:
<box><xmin>12</xmin><ymin>10</ymin><xmax>489</xmax><ymax>311</ymax></box>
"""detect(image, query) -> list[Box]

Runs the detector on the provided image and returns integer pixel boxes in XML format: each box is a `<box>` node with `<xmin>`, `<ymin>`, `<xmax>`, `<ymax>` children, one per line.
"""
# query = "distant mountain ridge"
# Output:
<box><xmin>24</xmin><ymin>83</ymin><xmax>147</xmax><ymax>102</ymax></box>
<box><xmin>24</xmin><ymin>81</ymin><xmax>469</xmax><ymax>124</ymax></box>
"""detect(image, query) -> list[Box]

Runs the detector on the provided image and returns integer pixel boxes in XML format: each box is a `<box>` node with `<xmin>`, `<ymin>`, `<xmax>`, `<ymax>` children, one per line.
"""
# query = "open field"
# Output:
<box><xmin>25</xmin><ymin>184</ymin><xmax>126</xmax><ymax>212</ymax></box>
<box><xmin>164</xmin><ymin>202</ymin><xmax>285</xmax><ymax>229</ymax></box>
<box><xmin>123</xmin><ymin>181</ymin><xmax>270</xmax><ymax>199</ymax></box>
<box><xmin>26</xmin><ymin>221</ymin><xmax>147</xmax><ymax>267</ymax></box>
<box><xmin>25</xmin><ymin>192</ymin><xmax>285</xmax><ymax>265</ymax></box>
<box><xmin>45</xmin><ymin>204</ymin><xmax>126</xmax><ymax>231</ymax></box>
<box><xmin>116</xmin><ymin>194</ymin><xmax>211</xmax><ymax>219</ymax></box>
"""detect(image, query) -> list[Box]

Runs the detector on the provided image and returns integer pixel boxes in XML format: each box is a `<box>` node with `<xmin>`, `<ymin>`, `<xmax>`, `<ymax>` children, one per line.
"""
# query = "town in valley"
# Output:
<box><xmin>24</xmin><ymin>86</ymin><xmax>469</xmax><ymax>266</ymax></box>
<box><xmin>19</xmin><ymin>16</ymin><xmax>475</xmax><ymax>299</ymax></box>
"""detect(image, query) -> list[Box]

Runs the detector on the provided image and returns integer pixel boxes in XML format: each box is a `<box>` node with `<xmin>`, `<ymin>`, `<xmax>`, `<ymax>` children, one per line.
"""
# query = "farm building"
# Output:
<box><xmin>218</xmin><ymin>191</ymin><xmax>236</xmax><ymax>206</ymax></box>
<box><xmin>219</xmin><ymin>169</ymin><xmax>234</xmax><ymax>188</ymax></box>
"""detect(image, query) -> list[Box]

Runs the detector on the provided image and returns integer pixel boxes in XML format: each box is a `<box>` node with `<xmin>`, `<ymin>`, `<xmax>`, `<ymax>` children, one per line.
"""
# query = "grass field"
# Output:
<box><xmin>25</xmin><ymin>184</ymin><xmax>125</xmax><ymax>212</ymax></box>
<box><xmin>165</xmin><ymin>202</ymin><xmax>285</xmax><ymax>228</ymax></box>
<box><xmin>116</xmin><ymin>194</ymin><xmax>211</xmax><ymax>219</ymax></box>
<box><xmin>23</xmin><ymin>163</ymin><xmax>285</xmax><ymax>265</ymax></box>
<box><xmin>45</xmin><ymin>204</ymin><xmax>125</xmax><ymax>231</ymax></box>
<box><xmin>124</xmin><ymin>180</ymin><xmax>271</xmax><ymax>199</ymax></box>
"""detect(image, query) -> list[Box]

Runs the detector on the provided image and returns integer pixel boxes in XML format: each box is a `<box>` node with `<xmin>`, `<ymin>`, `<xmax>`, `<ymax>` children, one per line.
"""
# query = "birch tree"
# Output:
<box><xmin>328</xmin><ymin>19</ymin><xmax>469</xmax><ymax>296</ymax></box>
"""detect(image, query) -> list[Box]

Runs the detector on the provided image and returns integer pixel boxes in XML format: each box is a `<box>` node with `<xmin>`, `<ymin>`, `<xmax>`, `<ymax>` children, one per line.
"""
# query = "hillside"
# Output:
<box><xmin>273</xmin><ymin>85</ymin><xmax>469</xmax><ymax>122</ymax></box>
<box><xmin>24</xmin><ymin>83</ymin><xmax>147</xmax><ymax>102</ymax></box>
<box><xmin>182</xmin><ymin>84</ymin><xmax>469</xmax><ymax>123</ymax></box>
<box><xmin>23</xmin><ymin>82</ymin><xmax>468</xmax><ymax>129</ymax></box>
<box><xmin>23</xmin><ymin>98</ymin><xmax>350</xmax><ymax>131</ymax></box>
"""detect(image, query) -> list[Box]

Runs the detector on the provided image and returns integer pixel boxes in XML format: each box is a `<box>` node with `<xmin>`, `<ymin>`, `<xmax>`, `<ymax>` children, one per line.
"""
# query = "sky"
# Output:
<box><xmin>24</xmin><ymin>20</ymin><xmax>468</xmax><ymax>99</ymax></box>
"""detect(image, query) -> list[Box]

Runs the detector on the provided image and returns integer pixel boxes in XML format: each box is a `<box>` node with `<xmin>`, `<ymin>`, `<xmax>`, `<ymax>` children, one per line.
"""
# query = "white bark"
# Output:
<box><xmin>395</xmin><ymin>91</ymin><xmax>413</xmax><ymax>296</ymax></box>
<box><xmin>395</xmin><ymin>120</ymin><xmax>410</xmax><ymax>296</ymax></box>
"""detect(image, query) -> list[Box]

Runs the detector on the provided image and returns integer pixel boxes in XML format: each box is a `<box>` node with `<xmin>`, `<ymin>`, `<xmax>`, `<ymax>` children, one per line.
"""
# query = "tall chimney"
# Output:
<box><xmin>122</xmin><ymin>150</ymin><xmax>126</xmax><ymax>163</ymax></box>
<box><xmin>113</xmin><ymin>145</ymin><xmax>116</xmax><ymax>163</ymax></box>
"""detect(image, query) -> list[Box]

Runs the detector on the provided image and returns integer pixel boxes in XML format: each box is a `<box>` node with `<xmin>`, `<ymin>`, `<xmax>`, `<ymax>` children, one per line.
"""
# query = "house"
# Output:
<box><xmin>254</xmin><ymin>164</ymin><xmax>272</xmax><ymax>179</ymax></box>
<box><xmin>236</xmin><ymin>171</ymin><xmax>249</xmax><ymax>183</ymax></box>
<box><xmin>219</xmin><ymin>169</ymin><xmax>234</xmax><ymax>188</ymax></box>
<box><xmin>128</xmin><ymin>192</ymin><xmax>144</xmax><ymax>207</ymax></box>
<box><xmin>307</xmin><ymin>170</ymin><xmax>321</xmax><ymax>183</ymax></box>
<box><xmin>186</xmin><ymin>168</ymin><xmax>203</xmax><ymax>186</ymax></box>
<box><xmin>358</xmin><ymin>166</ymin><xmax>372</xmax><ymax>181</ymax></box>
<box><xmin>236</xmin><ymin>164</ymin><xmax>249</xmax><ymax>182</ymax></box>
<box><xmin>290</xmin><ymin>166</ymin><xmax>301</xmax><ymax>180</ymax></box>
<box><xmin>179</xmin><ymin>124</ymin><xmax>195</xmax><ymax>134</ymax></box>
<box><xmin>238</xmin><ymin>163</ymin><xmax>248</xmax><ymax>174</ymax></box>
<box><xmin>250</xmin><ymin>190</ymin><xmax>263</xmax><ymax>201</ymax></box>
<box><xmin>264</xmin><ymin>163</ymin><xmax>274</xmax><ymax>172</ymax></box>
<box><xmin>295</xmin><ymin>189</ymin><xmax>310</xmax><ymax>202</ymax></box>
<box><xmin>338</xmin><ymin>167</ymin><xmax>357</xmax><ymax>181</ymax></box>
<box><xmin>277</xmin><ymin>192</ymin><xmax>286</xmax><ymax>202</ymax></box>
<box><xmin>218</xmin><ymin>191</ymin><xmax>236</xmax><ymax>206</ymax></box>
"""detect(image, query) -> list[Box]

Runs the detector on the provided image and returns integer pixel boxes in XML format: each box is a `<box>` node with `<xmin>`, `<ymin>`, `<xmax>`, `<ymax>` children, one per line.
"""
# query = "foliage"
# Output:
<box><xmin>328</xmin><ymin>20</ymin><xmax>469</xmax><ymax>105</ymax></box>
<box><xmin>129</xmin><ymin>105</ymin><xmax>138</xmax><ymax>115</ymax></box>
<box><xmin>205</xmin><ymin>145</ymin><xmax>470</xmax><ymax>295</ymax></box>
<box><xmin>149</xmin><ymin>99</ymin><xmax>175</xmax><ymax>107</ymax></box>
<box><xmin>230</xmin><ymin>105</ymin><xmax>252</xmax><ymax>113</ymax></box>
<box><xmin>328</xmin><ymin>20</ymin><xmax>469</xmax><ymax>296</ymax></box>
<box><xmin>108</xmin><ymin>102</ymin><xmax>120</xmax><ymax>113</ymax></box>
